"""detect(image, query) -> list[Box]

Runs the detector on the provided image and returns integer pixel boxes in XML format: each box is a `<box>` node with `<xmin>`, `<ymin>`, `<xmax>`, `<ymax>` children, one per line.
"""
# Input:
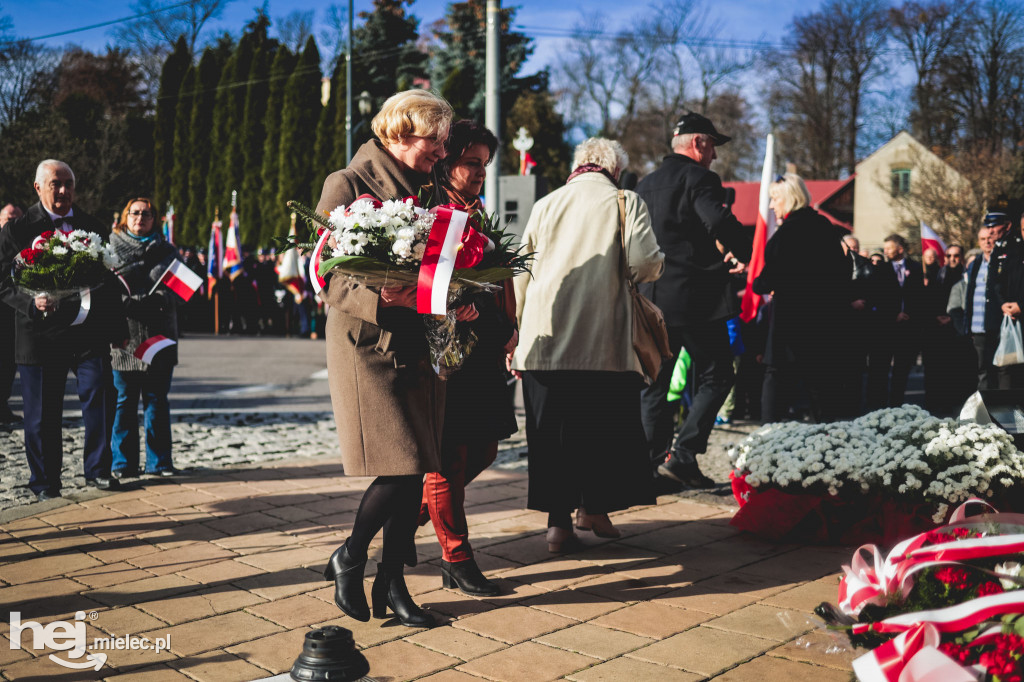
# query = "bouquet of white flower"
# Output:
<box><xmin>13</xmin><ymin>228</ymin><xmax>118</xmax><ymax>303</ymax></box>
<box><xmin>728</xmin><ymin>406</ymin><xmax>1024</xmax><ymax>542</ymax></box>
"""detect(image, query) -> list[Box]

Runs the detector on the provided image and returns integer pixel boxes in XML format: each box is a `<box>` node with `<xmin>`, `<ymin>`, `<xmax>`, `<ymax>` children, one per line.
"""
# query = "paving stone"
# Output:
<box><xmin>520</xmin><ymin>589</ymin><xmax>626</xmax><ymax>622</ymax></box>
<box><xmin>167</xmin><ymin>649</ymin><xmax>270</xmax><ymax>681</ymax></box>
<box><xmin>758</xmin><ymin>576</ymin><xmax>842</xmax><ymax>613</ymax></box>
<box><xmin>360</xmin><ymin>640</ymin><xmax>460</xmax><ymax>682</ymax></box>
<box><xmin>174</xmin><ymin>558</ymin><xmax>267</xmax><ymax>584</ymax></box>
<box><xmin>454</xmin><ymin>605</ymin><xmax>575</xmax><ymax>644</ymax></box>
<box><xmin>456</xmin><ymin>641</ymin><xmax>593</xmax><ymax>682</ymax></box>
<box><xmin>499</xmin><ymin>557</ymin><xmax>603</xmax><ymax>592</ymax></box>
<box><xmin>245</xmin><ymin>594</ymin><xmax>340</xmax><ymax>628</ymax></box>
<box><xmin>626</xmin><ymin>626</ymin><xmax>775</xmax><ymax>676</ymax></box>
<box><xmin>590</xmin><ymin>601</ymin><xmax>713</xmax><ymax>639</ymax></box>
<box><xmin>67</xmin><ymin>562</ymin><xmax>155</xmax><ymax>589</ymax></box>
<box><xmin>142</xmin><ymin>611</ymin><xmax>283</xmax><ymax>656</ymax></box>
<box><xmin>704</xmin><ymin>605</ymin><xmax>818</xmax><ymax>641</ymax></box>
<box><xmin>535</xmin><ymin>623</ymin><xmax>653</xmax><ymax>660</ymax></box>
<box><xmin>85</xmin><ymin>574</ymin><xmax>200</xmax><ymax>608</ymax></box>
<box><xmin>574</xmin><ymin>570</ymin><xmax>679</xmax><ymax>603</ymax></box>
<box><xmin>225</xmin><ymin>627</ymin><xmax>310</xmax><ymax>673</ymax></box>
<box><xmin>125</xmin><ymin>542</ymin><xmax>237</xmax><ymax>576</ymax></box>
<box><xmin>406</xmin><ymin>626</ymin><xmax>506</xmax><ymax>661</ymax></box>
<box><xmin>138</xmin><ymin>584</ymin><xmax>266</xmax><ymax>625</ymax></box>
<box><xmin>91</xmin><ymin>607</ymin><xmax>168</xmax><ymax>637</ymax></box>
<box><xmin>768</xmin><ymin>630</ymin><xmax>860</xmax><ymax>671</ymax></box>
<box><xmin>0</xmin><ymin>549</ymin><xmax>101</xmax><ymax>584</ymax></box>
<box><xmin>713</xmin><ymin>654</ymin><xmax>852</xmax><ymax>681</ymax></box>
<box><xmin>566</xmin><ymin>656</ymin><xmax>702</xmax><ymax>682</ymax></box>
<box><xmin>417</xmin><ymin>670</ymin><xmax>490</xmax><ymax>682</ymax></box>
<box><xmin>233</xmin><ymin>567</ymin><xmax>323</xmax><ymax>600</ymax></box>
<box><xmin>101</xmin><ymin>664</ymin><xmax>192</xmax><ymax>681</ymax></box>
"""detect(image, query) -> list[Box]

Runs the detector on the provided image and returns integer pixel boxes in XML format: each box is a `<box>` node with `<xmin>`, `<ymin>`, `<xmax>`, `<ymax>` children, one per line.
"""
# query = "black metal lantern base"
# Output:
<box><xmin>290</xmin><ymin>626</ymin><xmax>370</xmax><ymax>681</ymax></box>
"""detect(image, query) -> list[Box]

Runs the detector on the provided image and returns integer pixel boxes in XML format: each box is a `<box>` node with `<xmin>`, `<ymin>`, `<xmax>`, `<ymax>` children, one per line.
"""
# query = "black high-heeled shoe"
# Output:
<box><xmin>371</xmin><ymin>564</ymin><xmax>435</xmax><ymax>628</ymax></box>
<box><xmin>440</xmin><ymin>559</ymin><xmax>500</xmax><ymax>597</ymax></box>
<box><xmin>323</xmin><ymin>544</ymin><xmax>370</xmax><ymax>622</ymax></box>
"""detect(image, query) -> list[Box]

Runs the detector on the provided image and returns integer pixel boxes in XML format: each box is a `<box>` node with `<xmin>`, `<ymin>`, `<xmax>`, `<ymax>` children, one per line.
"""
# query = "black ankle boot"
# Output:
<box><xmin>440</xmin><ymin>559</ymin><xmax>500</xmax><ymax>597</ymax></box>
<box><xmin>323</xmin><ymin>543</ymin><xmax>370</xmax><ymax>622</ymax></box>
<box><xmin>371</xmin><ymin>564</ymin><xmax>435</xmax><ymax>628</ymax></box>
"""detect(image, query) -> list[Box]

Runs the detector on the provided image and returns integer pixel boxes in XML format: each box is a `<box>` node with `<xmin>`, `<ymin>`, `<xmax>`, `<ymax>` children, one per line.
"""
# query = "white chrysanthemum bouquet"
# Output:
<box><xmin>14</xmin><ymin>228</ymin><xmax>117</xmax><ymax>298</ymax></box>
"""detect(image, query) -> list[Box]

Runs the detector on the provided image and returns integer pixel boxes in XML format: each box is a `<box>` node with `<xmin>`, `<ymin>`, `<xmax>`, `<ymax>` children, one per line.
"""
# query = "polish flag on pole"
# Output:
<box><xmin>520</xmin><ymin>151</ymin><xmax>537</xmax><ymax>176</ymax></box>
<box><xmin>134</xmin><ymin>335</ymin><xmax>177</xmax><ymax>364</ymax></box>
<box><xmin>921</xmin><ymin>222</ymin><xmax>947</xmax><ymax>267</ymax></box>
<box><xmin>740</xmin><ymin>134</ymin><xmax>777</xmax><ymax>323</ymax></box>
<box><xmin>206</xmin><ymin>218</ymin><xmax>223</xmax><ymax>297</ymax></box>
<box><xmin>222</xmin><ymin>207</ymin><xmax>243</xmax><ymax>280</ymax></box>
<box><xmin>277</xmin><ymin>213</ymin><xmax>305</xmax><ymax>300</ymax></box>
<box><xmin>153</xmin><ymin>259</ymin><xmax>203</xmax><ymax>301</ymax></box>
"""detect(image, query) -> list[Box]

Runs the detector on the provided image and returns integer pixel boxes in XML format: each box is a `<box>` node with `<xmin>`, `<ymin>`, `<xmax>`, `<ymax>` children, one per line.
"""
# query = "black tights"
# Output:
<box><xmin>346</xmin><ymin>475</ymin><xmax>422</xmax><ymax>566</ymax></box>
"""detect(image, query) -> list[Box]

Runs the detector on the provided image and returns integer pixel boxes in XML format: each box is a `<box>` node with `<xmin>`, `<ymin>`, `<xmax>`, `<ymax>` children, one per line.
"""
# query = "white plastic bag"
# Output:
<box><xmin>993</xmin><ymin>315</ymin><xmax>1024</xmax><ymax>367</ymax></box>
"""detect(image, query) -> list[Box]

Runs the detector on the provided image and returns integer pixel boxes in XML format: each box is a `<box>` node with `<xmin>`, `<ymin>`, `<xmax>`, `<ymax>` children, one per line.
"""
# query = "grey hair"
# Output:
<box><xmin>34</xmin><ymin>160</ymin><xmax>75</xmax><ymax>186</ymax></box>
<box><xmin>572</xmin><ymin>137</ymin><xmax>628</xmax><ymax>175</ymax></box>
<box><xmin>671</xmin><ymin>132</ymin><xmax>709</xmax><ymax>152</ymax></box>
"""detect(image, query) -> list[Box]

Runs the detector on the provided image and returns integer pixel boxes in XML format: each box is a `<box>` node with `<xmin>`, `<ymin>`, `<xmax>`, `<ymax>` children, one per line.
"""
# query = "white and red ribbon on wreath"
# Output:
<box><xmin>837</xmin><ymin>499</ymin><xmax>1024</xmax><ymax>617</ymax></box>
<box><xmin>416</xmin><ymin>205</ymin><xmax>492</xmax><ymax>315</ymax></box>
<box><xmin>309</xmin><ymin>226</ymin><xmax>330</xmax><ymax>298</ymax></box>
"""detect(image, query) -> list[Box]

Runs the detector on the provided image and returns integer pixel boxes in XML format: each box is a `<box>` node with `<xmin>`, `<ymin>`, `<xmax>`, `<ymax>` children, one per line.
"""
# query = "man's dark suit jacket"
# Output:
<box><xmin>635</xmin><ymin>154</ymin><xmax>752</xmax><ymax>327</ymax></box>
<box><xmin>0</xmin><ymin>202</ymin><xmax>125</xmax><ymax>365</ymax></box>
<box><xmin>868</xmin><ymin>257</ymin><xmax>925</xmax><ymax>323</ymax></box>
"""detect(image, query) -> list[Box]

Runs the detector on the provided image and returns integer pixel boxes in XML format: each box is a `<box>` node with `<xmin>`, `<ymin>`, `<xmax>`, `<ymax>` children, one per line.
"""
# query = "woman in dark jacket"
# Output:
<box><xmin>315</xmin><ymin>90</ymin><xmax>478</xmax><ymax>629</ymax></box>
<box><xmin>418</xmin><ymin>120</ymin><xmax>518</xmax><ymax>596</ymax></box>
<box><xmin>752</xmin><ymin>173</ymin><xmax>850</xmax><ymax>422</ymax></box>
<box><xmin>108</xmin><ymin>197</ymin><xmax>180</xmax><ymax>477</ymax></box>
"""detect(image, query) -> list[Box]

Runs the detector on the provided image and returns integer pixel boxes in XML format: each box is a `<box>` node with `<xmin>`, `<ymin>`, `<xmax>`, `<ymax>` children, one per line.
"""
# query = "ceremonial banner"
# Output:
<box><xmin>740</xmin><ymin>134</ymin><xmax>776</xmax><ymax>322</ymax></box>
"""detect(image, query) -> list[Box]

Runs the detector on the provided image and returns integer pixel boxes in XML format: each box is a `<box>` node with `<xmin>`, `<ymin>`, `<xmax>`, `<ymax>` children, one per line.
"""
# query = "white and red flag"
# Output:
<box><xmin>416</xmin><ymin>206</ymin><xmax>492</xmax><ymax>315</ymax></box>
<box><xmin>920</xmin><ymin>222</ymin><xmax>947</xmax><ymax>266</ymax></box>
<box><xmin>222</xmin><ymin>208</ymin><xmax>243</xmax><ymax>280</ymax></box>
<box><xmin>154</xmin><ymin>259</ymin><xmax>203</xmax><ymax>302</ymax></box>
<box><xmin>740</xmin><ymin>134</ymin><xmax>777</xmax><ymax>323</ymax></box>
<box><xmin>520</xmin><ymin>151</ymin><xmax>537</xmax><ymax>176</ymax></box>
<box><xmin>134</xmin><ymin>335</ymin><xmax>176</xmax><ymax>364</ymax></box>
<box><xmin>277</xmin><ymin>216</ymin><xmax>305</xmax><ymax>300</ymax></box>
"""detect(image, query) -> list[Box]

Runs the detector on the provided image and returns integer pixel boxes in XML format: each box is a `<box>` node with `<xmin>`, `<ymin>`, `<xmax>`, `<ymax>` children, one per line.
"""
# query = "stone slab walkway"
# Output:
<box><xmin>0</xmin><ymin>455</ymin><xmax>859</xmax><ymax>681</ymax></box>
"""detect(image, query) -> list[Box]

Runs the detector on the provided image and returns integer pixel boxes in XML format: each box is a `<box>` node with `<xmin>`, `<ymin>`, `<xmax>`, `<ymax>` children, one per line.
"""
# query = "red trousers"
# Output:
<box><xmin>421</xmin><ymin>441</ymin><xmax>498</xmax><ymax>563</ymax></box>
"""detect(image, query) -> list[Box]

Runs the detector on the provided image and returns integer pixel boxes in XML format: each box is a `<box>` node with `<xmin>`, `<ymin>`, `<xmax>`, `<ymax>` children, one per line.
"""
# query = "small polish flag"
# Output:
<box><xmin>134</xmin><ymin>335</ymin><xmax>176</xmax><ymax>364</ymax></box>
<box><xmin>920</xmin><ymin>222</ymin><xmax>947</xmax><ymax>267</ymax></box>
<box><xmin>157</xmin><ymin>259</ymin><xmax>203</xmax><ymax>301</ymax></box>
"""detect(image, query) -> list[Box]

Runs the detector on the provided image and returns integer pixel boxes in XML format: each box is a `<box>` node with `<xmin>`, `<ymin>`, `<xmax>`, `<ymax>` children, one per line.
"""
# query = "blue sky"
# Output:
<box><xmin>3</xmin><ymin>0</ymin><xmax>791</xmax><ymax>73</ymax></box>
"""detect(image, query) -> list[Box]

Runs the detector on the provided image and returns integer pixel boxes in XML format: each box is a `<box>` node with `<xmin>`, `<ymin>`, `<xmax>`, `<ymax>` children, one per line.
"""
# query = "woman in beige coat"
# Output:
<box><xmin>315</xmin><ymin>90</ymin><xmax>477</xmax><ymax>629</ymax></box>
<box><xmin>511</xmin><ymin>138</ymin><xmax>665</xmax><ymax>552</ymax></box>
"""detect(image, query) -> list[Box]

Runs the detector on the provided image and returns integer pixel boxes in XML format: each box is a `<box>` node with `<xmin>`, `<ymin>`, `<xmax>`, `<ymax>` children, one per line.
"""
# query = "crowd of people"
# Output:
<box><xmin>2</xmin><ymin>87</ymin><xmax>1023</xmax><ymax>631</ymax></box>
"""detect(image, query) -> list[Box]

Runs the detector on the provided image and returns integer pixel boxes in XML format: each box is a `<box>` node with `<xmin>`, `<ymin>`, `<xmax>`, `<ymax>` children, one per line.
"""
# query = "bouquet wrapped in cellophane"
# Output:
<box><xmin>12</xmin><ymin>228</ymin><xmax>118</xmax><ymax>315</ymax></box>
<box><xmin>284</xmin><ymin>195</ymin><xmax>531</xmax><ymax>376</ymax></box>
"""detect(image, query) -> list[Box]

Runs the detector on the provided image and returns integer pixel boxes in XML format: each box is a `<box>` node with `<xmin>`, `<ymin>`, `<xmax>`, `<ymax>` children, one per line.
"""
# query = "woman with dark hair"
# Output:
<box><xmin>108</xmin><ymin>197</ymin><xmax>180</xmax><ymax>478</ymax></box>
<box><xmin>419</xmin><ymin>120</ymin><xmax>518</xmax><ymax>596</ymax></box>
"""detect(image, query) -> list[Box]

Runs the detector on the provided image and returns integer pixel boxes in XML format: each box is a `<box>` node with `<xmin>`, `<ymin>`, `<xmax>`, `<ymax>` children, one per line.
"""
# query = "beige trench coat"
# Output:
<box><xmin>511</xmin><ymin>172</ymin><xmax>664</xmax><ymax>373</ymax></box>
<box><xmin>315</xmin><ymin>140</ymin><xmax>443</xmax><ymax>477</ymax></box>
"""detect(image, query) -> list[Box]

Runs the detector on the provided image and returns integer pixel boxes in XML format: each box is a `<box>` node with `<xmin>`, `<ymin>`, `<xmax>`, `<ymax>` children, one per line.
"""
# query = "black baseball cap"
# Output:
<box><xmin>672</xmin><ymin>112</ymin><xmax>731</xmax><ymax>145</ymax></box>
<box><xmin>983</xmin><ymin>212</ymin><xmax>1011</xmax><ymax>227</ymax></box>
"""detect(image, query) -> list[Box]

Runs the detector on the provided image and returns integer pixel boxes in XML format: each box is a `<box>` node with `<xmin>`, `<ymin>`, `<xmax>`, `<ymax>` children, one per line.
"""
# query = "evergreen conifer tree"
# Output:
<box><xmin>353</xmin><ymin>0</ymin><xmax>428</xmax><ymax>108</ymax></box>
<box><xmin>240</xmin><ymin>35</ymin><xmax>278</xmax><ymax>246</ymax></box>
<box><xmin>275</xmin><ymin>36</ymin><xmax>322</xmax><ymax>239</ymax></box>
<box><xmin>153</xmin><ymin>36</ymin><xmax>190</xmax><ymax>212</ymax></box>
<box><xmin>169</xmin><ymin>66</ymin><xmax>196</xmax><ymax>243</ymax></box>
<box><xmin>258</xmin><ymin>47</ymin><xmax>297</xmax><ymax>246</ymax></box>
<box><xmin>313</xmin><ymin>60</ymin><xmax>344</xmax><ymax>194</ymax></box>
<box><xmin>185</xmin><ymin>46</ymin><xmax>228</xmax><ymax>245</ymax></box>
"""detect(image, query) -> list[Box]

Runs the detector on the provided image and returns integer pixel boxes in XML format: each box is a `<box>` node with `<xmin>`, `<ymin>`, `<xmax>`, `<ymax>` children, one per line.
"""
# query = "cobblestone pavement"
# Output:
<box><xmin>0</xmin><ymin>411</ymin><xmax>759</xmax><ymax>511</ymax></box>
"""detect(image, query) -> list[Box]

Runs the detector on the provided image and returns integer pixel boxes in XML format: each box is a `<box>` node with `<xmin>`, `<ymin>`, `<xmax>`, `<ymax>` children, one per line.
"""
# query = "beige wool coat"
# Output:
<box><xmin>511</xmin><ymin>172</ymin><xmax>665</xmax><ymax>374</ymax></box>
<box><xmin>315</xmin><ymin>140</ymin><xmax>443</xmax><ymax>477</ymax></box>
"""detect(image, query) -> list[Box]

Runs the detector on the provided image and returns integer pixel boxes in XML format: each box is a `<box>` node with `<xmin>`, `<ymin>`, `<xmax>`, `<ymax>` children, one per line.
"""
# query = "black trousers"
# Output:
<box><xmin>640</xmin><ymin>320</ymin><xmax>734</xmax><ymax>469</ymax></box>
<box><xmin>867</xmin><ymin>321</ymin><xmax>919</xmax><ymax>409</ymax></box>
<box><xmin>522</xmin><ymin>370</ymin><xmax>652</xmax><ymax>516</ymax></box>
<box><xmin>19</xmin><ymin>356</ymin><xmax>114</xmax><ymax>493</ymax></box>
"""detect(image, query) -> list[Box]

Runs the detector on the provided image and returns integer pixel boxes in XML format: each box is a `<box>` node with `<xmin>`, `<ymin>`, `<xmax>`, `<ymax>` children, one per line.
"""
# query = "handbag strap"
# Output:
<box><xmin>616</xmin><ymin>190</ymin><xmax>635</xmax><ymax>291</ymax></box>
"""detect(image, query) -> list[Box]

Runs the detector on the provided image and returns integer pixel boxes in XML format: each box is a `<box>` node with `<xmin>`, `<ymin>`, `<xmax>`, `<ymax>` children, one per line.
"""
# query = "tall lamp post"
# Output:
<box><xmin>345</xmin><ymin>0</ymin><xmax>354</xmax><ymax>165</ymax></box>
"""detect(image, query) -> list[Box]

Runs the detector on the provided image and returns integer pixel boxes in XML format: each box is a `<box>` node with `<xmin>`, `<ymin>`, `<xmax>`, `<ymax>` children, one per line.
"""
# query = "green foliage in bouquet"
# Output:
<box><xmin>14</xmin><ymin>232</ymin><xmax>114</xmax><ymax>293</ymax></box>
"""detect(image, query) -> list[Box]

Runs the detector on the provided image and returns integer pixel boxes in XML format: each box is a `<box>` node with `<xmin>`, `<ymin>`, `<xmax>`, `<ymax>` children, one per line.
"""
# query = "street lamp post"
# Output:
<box><xmin>345</xmin><ymin>0</ymin><xmax>354</xmax><ymax>165</ymax></box>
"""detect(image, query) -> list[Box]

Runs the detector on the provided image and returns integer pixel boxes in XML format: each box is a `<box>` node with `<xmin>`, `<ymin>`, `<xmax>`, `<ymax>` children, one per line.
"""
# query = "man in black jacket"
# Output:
<box><xmin>0</xmin><ymin>160</ymin><xmax>125</xmax><ymax>500</ymax></box>
<box><xmin>0</xmin><ymin>203</ymin><xmax>24</xmax><ymax>424</ymax></box>
<box><xmin>636</xmin><ymin>113</ymin><xmax>752</xmax><ymax>488</ymax></box>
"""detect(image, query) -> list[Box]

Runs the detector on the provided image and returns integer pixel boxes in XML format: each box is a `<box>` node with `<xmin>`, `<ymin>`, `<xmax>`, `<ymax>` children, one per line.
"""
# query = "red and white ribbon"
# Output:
<box><xmin>839</xmin><ymin>499</ymin><xmax>1017</xmax><ymax>616</ymax></box>
<box><xmin>851</xmin><ymin>623</ymin><xmax>976</xmax><ymax>682</ymax></box>
<box><xmin>309</xmin><ymin>227</ymin><xmax>330</xmax><ymax>298</ymax></box>
<box><xmin>70</xmin><ymin>288</ymin><xmax>90</xmax><ymax>326</ymax></box>
<box><xmin>853</xmin><ymin>590</ymin><xmax>1024</xmax><ymax>636</ymax></box>
<box><xmin>133</xmin><ymin>335</ymin><xmax>176</xmax><ymax>364</ymax></box>
<box><xmin>417</xmin><ymin>206</ymin><xmax>470</xmax><ymax>315</ymax></box>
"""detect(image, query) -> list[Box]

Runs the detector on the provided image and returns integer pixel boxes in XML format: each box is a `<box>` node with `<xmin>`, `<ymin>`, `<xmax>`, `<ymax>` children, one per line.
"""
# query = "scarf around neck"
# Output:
<box><xmin>566</xmin><ymin>163</ymin><xmax>617</xmax><ymax>185</ymax></box>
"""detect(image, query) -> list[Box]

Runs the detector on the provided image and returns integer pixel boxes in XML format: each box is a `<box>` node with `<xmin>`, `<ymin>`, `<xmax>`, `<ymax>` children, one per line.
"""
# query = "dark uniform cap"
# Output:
<box><xmin>672</xmin><ymin>113</ymin><xmax>732</xmax><ymax>145</ymax></box>
<box><xmin>983</xmin><ymin>212</ymin><xmax>1011</xmax><ymax>227</ymax></box>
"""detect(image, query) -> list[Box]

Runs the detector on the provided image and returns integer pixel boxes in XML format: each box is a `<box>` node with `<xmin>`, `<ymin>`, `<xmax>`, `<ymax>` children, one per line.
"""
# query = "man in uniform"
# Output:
<box><xmin>636</xmin><ymin>113</ymin><xmax>752</xmax><ymax>488</ymax></box>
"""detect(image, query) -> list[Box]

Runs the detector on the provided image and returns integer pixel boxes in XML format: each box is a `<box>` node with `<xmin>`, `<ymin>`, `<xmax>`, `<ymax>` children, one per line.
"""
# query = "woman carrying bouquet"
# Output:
<box><xmin>418</xmin><ymin>120</ymin><xmax>518</xmax><ymax>596</ymax></box>
<box><xmin>108</xmin><ymin>198</ymin><xmax>180</xmax><ymax>477</ymax></box>
<box><xmin>511</xmin><ymin>138</ymin><xmax>664</xmax><ymax>552</ymax></box>
<box><xmin>315</xmin><ymin>89</ymin><xmax>476</xmax><ymax>629</ymax></box>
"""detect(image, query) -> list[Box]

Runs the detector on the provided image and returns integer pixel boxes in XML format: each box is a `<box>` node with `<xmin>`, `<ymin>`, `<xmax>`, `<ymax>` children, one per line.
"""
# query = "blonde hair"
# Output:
<box><xmin>572</xmin><ymin>137</ymin><xmax>628</xmax><ymax>175</ymax></box>
<box><xmin>371</xmin><ymin>89</ymin><xmax>454</xmax><ymax>146</ymax></box>
<box><xmin>769</xmin><ymin>172</ymin><xmax>811</xmax><ymax>217</ymax></box>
